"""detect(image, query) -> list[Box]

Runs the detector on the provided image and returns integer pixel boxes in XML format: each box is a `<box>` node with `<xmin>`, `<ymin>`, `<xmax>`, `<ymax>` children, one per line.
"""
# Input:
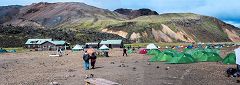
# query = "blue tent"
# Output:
<box><xmin>0</xmin><ymin>49</ymin><xmax>7</xmax><ymax>53</ymax></box>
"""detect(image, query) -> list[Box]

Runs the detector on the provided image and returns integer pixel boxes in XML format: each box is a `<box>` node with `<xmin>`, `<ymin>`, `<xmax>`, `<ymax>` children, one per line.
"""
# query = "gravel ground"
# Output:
<box><xmin>0</xmin><ymin>47</ymin><xmax>239</xmax><ymax>85</ymax></box>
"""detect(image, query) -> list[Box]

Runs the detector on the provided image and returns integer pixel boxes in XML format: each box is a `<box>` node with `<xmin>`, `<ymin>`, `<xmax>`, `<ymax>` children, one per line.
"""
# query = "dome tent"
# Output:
<box><xmin>192</xmin><ymin>51</ymin><xmax>205</xmax><ymax>61</ymax></box>
<box><xmin>0</xmin><ymin>49</ymin><xmax>7</xmax><ymax>53</ymax></box>
<box><xmin>147</xmin><ymin>49</ymin><xmax>161</xmax><ymax>55</ymax></box>
<box><xmin>223</xmin><ymin>53</ymin><xmax>236</xmax><ymax>64</ymax></box>
<box><xmin>184</xmin><ymin>48</ymin><xmax>204</xmax><ymax>55</ymax></box>
<box><xmin>99</xmin><ymin>45</ymin><xmax>109</xmax><ymax>50</ymax></box>
<box><xmin>166</xmin><ymin>53</ymin><xmax>195</xmax><ymax>64</ymax></box>
<box><xmin>146</xmin><ymin>43</ymin><xmax>158</xmax><ymax>50</ymax></box>
<box><xmin>149</xmin><ymin>52</ymin><xmax>174</xmax><ymax>62</ymax></box>
<box><xmin>72</xmin><ymin>44</ymin><xmax>83</xmax><ymax>51</ymax></box>
<box><xmin>128</xmin><ymin>49</ymin><xmax>133</xmax><ymax>54</ymax></box>
<box><xmin>196</xmin><ymin>52</ymin><xmax>222</xmax><ymax>62</ymax></box>
<box><xmin>162</xmin><ymin>49</ymin><xmax>179</xmax><ymax>57</ymax></box>
<box><xmin>139</xmin><ymin>48</ymin><xmax>147</xmax><ymax>54</ymax></box>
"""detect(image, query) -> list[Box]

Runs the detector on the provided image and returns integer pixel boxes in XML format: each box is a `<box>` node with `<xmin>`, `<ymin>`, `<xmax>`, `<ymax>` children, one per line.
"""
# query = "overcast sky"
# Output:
<box><xmin>1</xmin><ymin>0</ymin><xmax>240</xmax><ymax>27</ymax></box>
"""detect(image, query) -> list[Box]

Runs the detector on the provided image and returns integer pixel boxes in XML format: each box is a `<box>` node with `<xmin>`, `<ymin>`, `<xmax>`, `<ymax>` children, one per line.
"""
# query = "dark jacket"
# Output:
<box><xmin>90</xmin><ymin>53</ymin><xmax>97</xmax><ymax>59</ymax></box>
<box><xmin>123</xmin><ymin>48</ymin><xmax>127</xmax><ymax>53</ymax></box>
<box><xmin>83</xmin><ymin>53</ymin><xmax>90</xmax><ymax>62</ymax></box>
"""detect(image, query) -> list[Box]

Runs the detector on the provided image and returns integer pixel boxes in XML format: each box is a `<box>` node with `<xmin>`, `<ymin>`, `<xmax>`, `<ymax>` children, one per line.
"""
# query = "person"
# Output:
<box><xmin>127</xmin><ymin>46</ymin><xmax>130</xmax><ymax>50</ymax></box>
<box><xmin>235</xmin><ymin>47</ymin><xmax>240</xmax><ymax>72</ymax></box>
<box><xmin>132</xmin><ymin>47</ymin><xmax>135</xmax><ymax>52</ymax></box>
<box><xmin>89</xmin><ymin>53</ymin><xmax>97</xmax><ymax>69</ymax></box>
<box><xmin>123</xmin><ymin>48</ymin><xmax>127</xmax><ymax>56</ymax></box>
<box><xmin>83</xmin><ymin>51</ymin><xmax>90</xmax><ymax>70</ymax></box>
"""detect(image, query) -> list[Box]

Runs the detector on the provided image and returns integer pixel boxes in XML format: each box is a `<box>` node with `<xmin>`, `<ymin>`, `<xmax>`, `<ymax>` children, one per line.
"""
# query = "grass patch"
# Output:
<box><xmin>3</xmin><ymin>47</ymin><xmax>26</xmax><ymax>53</ymax></box>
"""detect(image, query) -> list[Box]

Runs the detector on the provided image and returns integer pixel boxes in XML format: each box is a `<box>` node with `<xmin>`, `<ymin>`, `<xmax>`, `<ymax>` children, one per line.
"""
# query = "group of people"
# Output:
<box><xmin>83</xmin><ymin>51</ymin><xmax>97</xmax><ymax>70</ymax></box>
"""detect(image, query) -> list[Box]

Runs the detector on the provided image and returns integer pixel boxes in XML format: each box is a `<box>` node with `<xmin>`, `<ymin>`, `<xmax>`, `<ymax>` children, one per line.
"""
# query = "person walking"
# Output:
<box><xmin>90</xmin><ymin>53</ymin><xmax>97</xmax><ymax>69</ymax></box>
<box><xmin>123</xmin><ymin>48</ymin><xmax>127</xmax><ymax>56</ymax></box>
<box><xmin>83</xmin><ymin>51</ymin><xmax>90</xmax><ymax>70</ymax></box>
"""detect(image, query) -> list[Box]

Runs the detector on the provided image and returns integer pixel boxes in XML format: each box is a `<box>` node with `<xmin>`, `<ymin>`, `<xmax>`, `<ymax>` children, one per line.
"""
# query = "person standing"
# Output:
<box><xmin>123</xmin><ymin>48</ymin><xmax>127</xmax><ymax>56</ymax></box>
<box><xmin>90</xmin><ymin>53</ymin><xmax>97</xmax><ymax>69</ymax></box>
<box><xmin>235</xmin><ymin>47</ymin><xmax>240</xmax><ymax>72</ymax></box>
<box><xmin>132</xmin><ymin>47</ymin><xmax>135</xmax><ymax>53</ymax></box>
<box><xmin>83</xmin><ymin>51</ymin><xmax>90</xmax><ymax>70</ymax></box>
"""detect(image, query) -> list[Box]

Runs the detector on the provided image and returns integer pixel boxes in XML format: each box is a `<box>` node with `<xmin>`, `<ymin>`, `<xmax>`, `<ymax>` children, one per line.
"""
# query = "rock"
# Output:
<box><xmin>50</xmin><ymin>81</ymin><xmax>60</xmax><ymax>85</ymax></box>
<box><xmin>172</xmin><ymin>77</ymin><xmax>177</xmax><ymax>79</ymax></box>
<box><xmin>135</xmin><ymin>61</ymin><xmax>138</xmax><ymax>63</ymax></box>
<box><xmin>133</xmin><ymin>67</ymin><xmax>136</xmax><ymax>71</ymax></box>
<box><xmin>72</xmin><ymin>75</ymin><xmax>76</xmax><ymax>77</ymax></box>
<box><xmin>67</xmin><ymin>69</ymin><xmax>76</xmax><ymax>72</ymax></box>
<box><xmin>85</xmin><ymin>75</ymin><xmax>89</xmax><ymax>79</ymax></box>
<box><xmin>118</xmin><ymin>65</ymin><xmax>121</xmax><ymax>67</ymax></box>
<box><xmin>2</xmin><ymin>66</ymin><xmax>6</xmax><ymax>69</ymax></box>
<box><xmin>237</xmin><ymin>80</ymin><xmax>240</xmax><ymax>83</ymax></box>
<box><xmin>90</xmin><ymin>74</ymin><xmax>94</xmax><ymax>78</ymax></box>
<box><xmin>165</xmin><ymin>67</ymin><xmax>170</xmax><ymax>70</ymax></box>
<box><xmin>156</xmin><ymin>66</ymin><xmax>160</xmax><ymax>68</ymax></box>
<box><xmin>65</xmin><ymin>74</ymin><xmax>76</xmax><ymax>78</ymax></box>
<box><xmin>147</xmin><ymin>62</ymin><xmax>151</xmax><ymax>65</ymax></box>
<box><xmin>110</xmin><ymin>62</ymin><xmax>115</xmax><ymax>64</ymax></box>
<box><xmin>122</xmin><ymin>64</ymin><xmax>126</xmax><ymax>67</ymax></box>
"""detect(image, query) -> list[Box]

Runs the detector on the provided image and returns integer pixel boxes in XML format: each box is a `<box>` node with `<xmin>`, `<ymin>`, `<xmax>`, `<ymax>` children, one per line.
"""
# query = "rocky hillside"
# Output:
<box><xmin>0</xmin><ymin>2</ymin><xmax>239</xmax><ymax>47</ymax></box>
<box><xmin>114</xmin><ymin>8</ymin><xmax>159</xmax><ymax>19</ymax></box>
<box><xmin>0</xmin><ymin>25</ymin><xmax>128</xmax><ymax>47</ymax></box>
<box><xmin>0</xmin><ymin>2</ymin><xmax>126</xmax><ymax>28</ymax></box>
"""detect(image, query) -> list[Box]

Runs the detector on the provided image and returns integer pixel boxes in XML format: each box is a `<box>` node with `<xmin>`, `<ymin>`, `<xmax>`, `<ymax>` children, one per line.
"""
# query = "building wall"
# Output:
<box><xmin>100</xmin><ymin>43</ymin><xmax>123</xmax><ymax>48</ymax></box>
<box><xmin>25</xmin><ymin>41</ymin><xmax>68</xmax><ymax>51</ymax></box>
<box><xmin>40</xmin><ymin>42</ymin><xmax>56</xmax><ymax>51</ymax></box>
<box><xmin>26</xmin><ymin>44</ymin><xmax>40</xmax><ymax>49</ymax></box>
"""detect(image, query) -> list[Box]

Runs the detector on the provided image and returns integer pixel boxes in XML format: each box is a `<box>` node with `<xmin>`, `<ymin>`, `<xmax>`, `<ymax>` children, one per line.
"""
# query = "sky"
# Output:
<box><xmin>1</xmin><ymin>0</ymin><xmax>240</xmax><ymax>27</ymax></box>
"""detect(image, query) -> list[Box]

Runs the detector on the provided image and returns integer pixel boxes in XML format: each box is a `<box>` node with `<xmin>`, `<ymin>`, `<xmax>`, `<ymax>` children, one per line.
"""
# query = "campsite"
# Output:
<box><xmin>1</xmin><ymin>0</ymin><xmax>240</xmax><ymax>85</ymax></box>
<box><xmin>0</xmin><ymin>43</ymin><xmax>240</xmax><ymax>85</ymax></box>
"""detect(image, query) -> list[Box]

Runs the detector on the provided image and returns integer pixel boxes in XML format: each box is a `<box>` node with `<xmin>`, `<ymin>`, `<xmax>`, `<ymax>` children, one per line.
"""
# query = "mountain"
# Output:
<box><xmin>0</xmin><ymin>2</ymin><xmax>126</xmax><ymax>28</ymax></box>
<box><xmin>0</xmin><ymin>2</ymin><xmax>239</xmax><ymax>47</ymax></box>
<box><xmin>114</xmin><ymin>8</ymin><xmax>159</xmax><ymax>19</ymax></box>
<box><xmin>103</xmin><ymin>13</ymin><xmax>240</xmax><ymax>42</ymax></box>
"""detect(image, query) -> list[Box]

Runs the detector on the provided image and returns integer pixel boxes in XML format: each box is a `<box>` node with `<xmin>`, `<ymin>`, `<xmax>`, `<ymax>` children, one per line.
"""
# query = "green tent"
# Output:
<box><xmin>223</xmin><ymin>53</ymin><xmax>236</xmax><ymax>64</ymax></box>
<box><xmin>184</xmin><ymin>48</ymin><xmax>204</xmax><ymax>55</ymax></box>
<box><xmin>147</xmin><ymin>49</ymin><xmax>161</xmax><ymax>55</ymax></box>
<box><xmin>149</xmin><ymin>52</ymin><xmax>174</xmax><ymax>62</ymax></box>
<box><xmin>7</xmin><ymin>50</ymin><xmax>16</xmax><ymax>53</ymax></box>
<box><xmin>192</xmin><ymin>51</ymin><xmax>205</xmax><ymax>61</ymax></box>
<box><xmin>162</xmin><ymin>49</ymin><xmax>179</xmax><ymax>57</ymax></box>
<box><xmin>204</xmin><ymin>48</ymin><xmax>220</xmax><ymax>54</ymax></box>
<box><xmin>163</xmin><ymin>49</ymin><xmax>178</xmax><ymax>53</ymax></box>
<box><xmin>166</xmin><ymin>53</ymin><xmax>195</xmax><ymax>64</ymax></box>
<box><xmin>127</xmin><ymin>49</ymin><xmax>133</xmax><ymax>54</ymax></box>
<box><xmin>197</xmin><ymin>52</ymin><xmax>222</xmax><ymax>62</ymax></box>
